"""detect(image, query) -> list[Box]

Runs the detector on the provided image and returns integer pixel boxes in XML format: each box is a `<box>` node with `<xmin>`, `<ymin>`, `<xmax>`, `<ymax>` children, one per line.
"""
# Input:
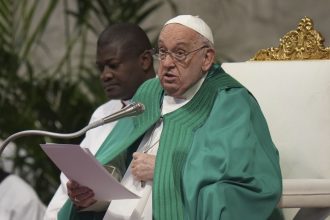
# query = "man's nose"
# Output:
<box><xmin>100</xmin><ymin>65</ymin><xmax>114</xmax><ymax>80</ymax></box>
<box><xmin>161</xmin><ymin>53</ymin><xmax>176</xmax><ymax>67</ymax></box>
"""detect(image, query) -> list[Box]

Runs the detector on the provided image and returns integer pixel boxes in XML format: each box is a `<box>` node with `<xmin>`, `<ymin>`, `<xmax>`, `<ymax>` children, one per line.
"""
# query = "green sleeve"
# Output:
<box><xmin>182</xmin><ymin>88</ymin><xmax>283</xmax><ymax>220</ymax></box>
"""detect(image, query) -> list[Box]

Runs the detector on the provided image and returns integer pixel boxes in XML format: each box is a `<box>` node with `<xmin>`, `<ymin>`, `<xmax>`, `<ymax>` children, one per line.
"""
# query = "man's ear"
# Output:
<box><xmin>201</xmin><ymin>48</ymin><xmax>215</xmax><ymax>72</ymax></box>
<box><xmin>139</xmin><ymin>50</ymin><xmax>153</xmax><ymax>71</ymax></box>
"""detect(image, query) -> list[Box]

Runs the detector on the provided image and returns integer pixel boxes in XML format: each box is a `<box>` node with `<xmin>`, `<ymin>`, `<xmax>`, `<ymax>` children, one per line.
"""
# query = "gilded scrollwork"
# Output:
<box><xmin>251</xmin><ymin>17</ymin><xmax>330</xmax><ymax>60</ymax></box>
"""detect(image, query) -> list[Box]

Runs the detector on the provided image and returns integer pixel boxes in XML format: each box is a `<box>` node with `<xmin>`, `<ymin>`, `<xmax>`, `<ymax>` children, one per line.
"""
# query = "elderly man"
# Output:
<box><xmin>61</xmin><ymin>15</ymin><xmax>282</xmax><ymax>220</ymax></box>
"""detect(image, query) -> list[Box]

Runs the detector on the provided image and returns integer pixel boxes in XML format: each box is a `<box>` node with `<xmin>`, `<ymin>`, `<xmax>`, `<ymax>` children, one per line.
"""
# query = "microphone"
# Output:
<box><xmin>0</xmin><ymin>102</ymin><xmax>145</xmax><ymax>156</ymax></box>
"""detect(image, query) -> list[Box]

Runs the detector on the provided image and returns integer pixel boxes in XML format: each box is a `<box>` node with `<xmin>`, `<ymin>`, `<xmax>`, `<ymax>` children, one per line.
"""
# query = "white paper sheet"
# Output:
<box><xmin>40</xmin><ymin>143</ymin><xmax>140</xmax><ymax>201</ymax></box>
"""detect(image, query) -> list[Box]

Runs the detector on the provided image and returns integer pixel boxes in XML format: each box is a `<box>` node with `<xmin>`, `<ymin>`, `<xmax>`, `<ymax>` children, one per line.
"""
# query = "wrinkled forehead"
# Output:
<box><xmin>158</xmin><ymin>24</ymin><xmax>202</xmax><ymax>48</ymax></box>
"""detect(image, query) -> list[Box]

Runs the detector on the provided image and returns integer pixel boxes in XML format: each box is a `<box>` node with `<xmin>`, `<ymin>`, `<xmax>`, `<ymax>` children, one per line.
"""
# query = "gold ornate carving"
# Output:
<box><xmin>251</xmin><ymin>17</ymin><xmax>330</xmax><ymax>60</ymax></box>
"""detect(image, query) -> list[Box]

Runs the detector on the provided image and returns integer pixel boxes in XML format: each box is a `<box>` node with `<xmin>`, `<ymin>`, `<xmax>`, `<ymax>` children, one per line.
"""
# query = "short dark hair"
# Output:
<box><xmin>97</xmin><ymin>23</ymin><xmax>152</xmax><ymax>57</ymax></box>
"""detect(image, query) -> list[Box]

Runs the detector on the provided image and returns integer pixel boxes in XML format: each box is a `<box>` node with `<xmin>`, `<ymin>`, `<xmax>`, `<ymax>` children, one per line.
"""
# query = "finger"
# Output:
<box><xmin>131</xmin><ymin>157</ymin><xmax>141</xmax><ymax>168</ymax></box>
<box><xmin>132</xmin><ymin>154</ymin><xmax>146</xmax><ymax>166</ymax></box>
<box><xmin>132</xmin><ymin>152</ymin><xmax>138</xmax><ymax>160</ymax></box>
<box><xmin>68</xmin><ymin>185</ymin><xmax>91</xmax><ymax>202</ymax></box>
<box><xmin>73</xmin><ymin>191</ymin><xmax>96</xmax><ymax>207</ymax></box>
<box><xmin>72</xmin><ymin>186</ymin><xmax>93</xmax><ymax>198</ymax></box>
<box><xmin>73</xmin><ymin>189</ymin><xmax>93</xmax><ymax>202</ymax></box>
<box><xmin>71</xmin><ymin>180</ymin><xmax>79</xmax><ymax>187</ymax></box>
<box><xmin>132</xmin><ymin>152</ymin><xmax>144</xmax><ymax>160</ymax></box>
<box><xmin>131</xmin><ymin>166</ymin><xmax>141</xmax><ymax>181</ymax></box>
<box><xmin>73</xmin><ymin>196</ymin><xmax>80</xmax><ymax>204</ymax></box>
<box><xmin>78</xmin><ymin>189</ymin><xmax>94</xmax><ymax>201</ymax></box>
<box><xmin>67</xmin><ymin>180</ymin><xmax>74</xmax><ymax>190</ymax></box>
<box><xmin>132</xmin><ymin>160</ymin><xmax>155</xmax><ymax>181</ymax></box>
<box><xmin>67</xmin><ymin>180</ymin><xmax>80</xmax><ymax>190</ymax></box>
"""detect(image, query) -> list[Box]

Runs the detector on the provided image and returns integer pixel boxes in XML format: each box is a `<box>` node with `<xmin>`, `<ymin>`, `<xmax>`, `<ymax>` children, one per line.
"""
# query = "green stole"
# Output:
<box><xmin>58</xmin><ymin>64</ymin><xmax>242</xmax><ymax>220</ymax></box>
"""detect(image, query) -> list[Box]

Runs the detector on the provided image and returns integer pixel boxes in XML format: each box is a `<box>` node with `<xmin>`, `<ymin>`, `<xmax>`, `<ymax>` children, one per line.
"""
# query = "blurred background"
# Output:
<box><xmin>1</xmin><ymin>0</ymin><xmax>329</xmax><ymax>207</ymax></box>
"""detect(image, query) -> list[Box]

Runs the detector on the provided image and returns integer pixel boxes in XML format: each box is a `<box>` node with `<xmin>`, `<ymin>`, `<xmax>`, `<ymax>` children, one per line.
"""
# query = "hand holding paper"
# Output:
<box><xmin>40</xmin><ymin>143</ymin><xmax>140</xmax><ymax>201</ymax></box>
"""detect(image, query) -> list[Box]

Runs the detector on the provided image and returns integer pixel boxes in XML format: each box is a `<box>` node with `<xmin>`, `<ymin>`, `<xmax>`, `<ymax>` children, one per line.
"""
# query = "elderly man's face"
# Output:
<box><xmin>157</xmin><ymin>24</ymin><xmax>208</xmax><ymax>98</ymax></box>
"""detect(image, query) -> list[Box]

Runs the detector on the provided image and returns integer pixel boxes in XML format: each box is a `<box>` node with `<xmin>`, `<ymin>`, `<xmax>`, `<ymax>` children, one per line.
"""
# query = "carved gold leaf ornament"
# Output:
<box><xmin>251</xmin><ymin>17</ymin><xmax>330</xmax><ymax>60</ymax></box>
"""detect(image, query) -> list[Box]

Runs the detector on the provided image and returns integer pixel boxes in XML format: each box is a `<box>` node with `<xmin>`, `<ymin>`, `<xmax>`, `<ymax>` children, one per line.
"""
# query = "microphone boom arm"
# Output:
<box><xmin>0</xmin><ymin>102</ymin><xmax>144</xmax><ymax>156</ymax></box>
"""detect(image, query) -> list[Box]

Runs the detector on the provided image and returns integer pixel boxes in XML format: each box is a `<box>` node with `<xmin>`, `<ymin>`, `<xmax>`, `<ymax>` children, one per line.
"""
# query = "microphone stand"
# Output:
<box><xmin>0</xmin><ymin>102</ymin><xmax>144</xmax><ymax>156</ymax></box>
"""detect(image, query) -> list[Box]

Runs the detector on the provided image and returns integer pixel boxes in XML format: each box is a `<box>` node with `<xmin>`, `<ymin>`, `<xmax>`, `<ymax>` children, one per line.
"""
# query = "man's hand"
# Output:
<box><xmin>131</xmin><ymin>152</ymin><xmax>156</xmax><ymax>182</ymax></box>
<box><xmin>67</xmin><ymin>180</ymin><xmax>96</xmax><ymax>208</ymax></box>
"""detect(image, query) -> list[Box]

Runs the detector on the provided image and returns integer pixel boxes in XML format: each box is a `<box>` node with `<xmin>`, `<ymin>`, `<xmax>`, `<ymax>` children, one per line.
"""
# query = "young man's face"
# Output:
<box><xmin>96</xmin><ymin>43</ymin><xmax>147</xmax><ymax>100</ymax></box>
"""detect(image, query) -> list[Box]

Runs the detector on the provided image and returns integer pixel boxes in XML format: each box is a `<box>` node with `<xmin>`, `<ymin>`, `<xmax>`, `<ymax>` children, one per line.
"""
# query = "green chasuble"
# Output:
<box><xmin>58</xmin><ymin>64</ymin><xmax>283</xmax><ymax>220</ymax></box>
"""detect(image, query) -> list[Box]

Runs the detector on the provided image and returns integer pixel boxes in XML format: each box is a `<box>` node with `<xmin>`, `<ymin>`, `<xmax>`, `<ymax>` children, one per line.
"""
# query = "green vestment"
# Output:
<box><xmin>58</xmin><ymin>64</ymin><xmax>283</xmax><ymax>220</ymax></box>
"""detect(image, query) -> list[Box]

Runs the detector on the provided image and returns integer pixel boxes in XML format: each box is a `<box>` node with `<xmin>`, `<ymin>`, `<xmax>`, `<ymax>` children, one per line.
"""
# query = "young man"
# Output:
<box><xmin>44</xmin><ymin>23</ymin><xmax>155</xmax><ymax>219</ymax></box>
<box><xmin>61</xmin><ymin>15</ymin><xmax>282</xmax><ymax>220</ymax></box>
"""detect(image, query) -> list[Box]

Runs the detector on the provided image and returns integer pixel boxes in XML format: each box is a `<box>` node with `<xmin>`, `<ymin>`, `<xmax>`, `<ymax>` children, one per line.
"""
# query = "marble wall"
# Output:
<box><xmin>35</xmin><ymin>0</ymin><xmax>330</xmax><ymax>67</ymax></box>
<box><xmin>142</xmin><ymin>0</ymin><xmax>330</xmax><ymax>62</ymax></box>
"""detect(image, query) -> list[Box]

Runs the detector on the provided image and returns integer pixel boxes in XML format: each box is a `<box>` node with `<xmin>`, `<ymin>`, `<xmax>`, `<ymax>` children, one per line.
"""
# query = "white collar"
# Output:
<box><xmin>162</xmin><ymin>75</ymin><xmax>206</xmax><ymax>115</ymax></box>
<box><xmin>181</xmin><ymin>75</ymin><xmax>206</xmax><ymax>100</ymax></box>
<box><xmin>121</xmin><ymin>99</ymin><xmax>132</xmax><ymax>107</ymax></box>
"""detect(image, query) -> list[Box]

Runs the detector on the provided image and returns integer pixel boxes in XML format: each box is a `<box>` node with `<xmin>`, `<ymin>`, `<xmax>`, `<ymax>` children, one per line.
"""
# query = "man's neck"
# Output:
<box><xmin>167</xmin><ymin>75</ymin><xmax>206</xmax><ymax>100</ymax></box>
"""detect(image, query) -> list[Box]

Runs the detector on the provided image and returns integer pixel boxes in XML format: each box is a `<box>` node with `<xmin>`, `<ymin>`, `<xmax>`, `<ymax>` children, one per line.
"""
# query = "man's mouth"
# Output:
<box><xmin>103</xmin><ymin>83</ymin><xmax>118</xmax><ymax>91</ymax></box>
<box><xmin>163</xmin><ymin>72</ymin><xmax>176</xmax><ymax>82</ymax></box>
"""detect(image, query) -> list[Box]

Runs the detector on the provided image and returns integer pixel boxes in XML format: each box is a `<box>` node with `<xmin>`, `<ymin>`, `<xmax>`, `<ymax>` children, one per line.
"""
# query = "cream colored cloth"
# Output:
<box><xmin>0</xmin><ymin>175</ymin><xmax>46</xmax><ymax>220</ymax></box>
<box><xmin>222</xmin><ymin>61</ymin><xmax>330</xmax><ymax>220</ymax></box>
<box><xmin>280</xmin><ymin>179</ymin><xmax>330</xmax><ymax>208</ymax></box>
